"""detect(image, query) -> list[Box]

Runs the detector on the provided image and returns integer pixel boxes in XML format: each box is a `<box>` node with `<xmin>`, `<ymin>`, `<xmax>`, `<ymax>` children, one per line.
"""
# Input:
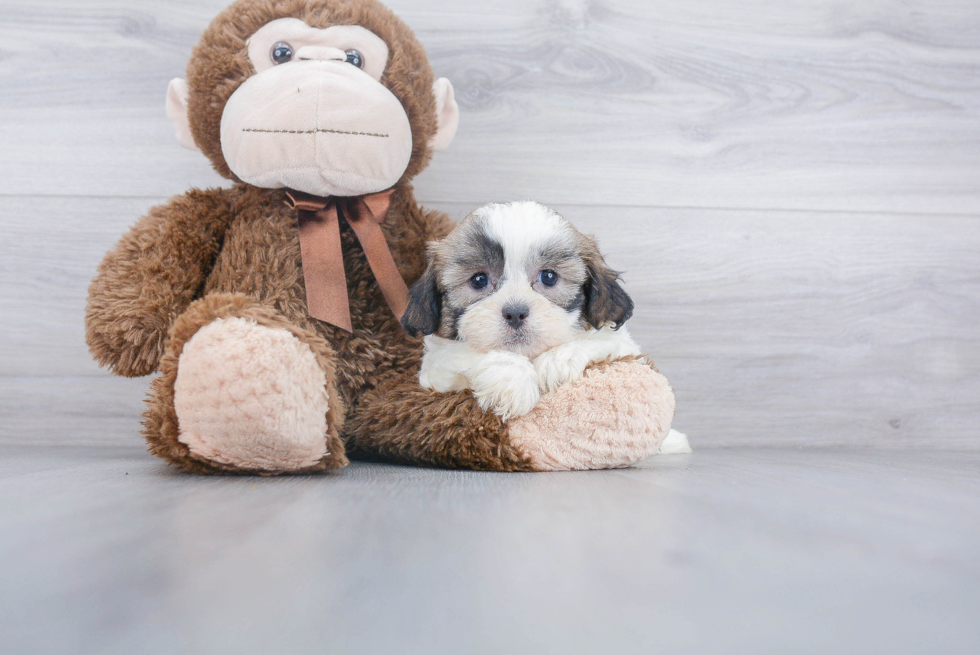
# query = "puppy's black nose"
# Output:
<box><xmin>502</xmin><ymin>304</ymin><xmax>529</xmax><ymax>329</ymax></box>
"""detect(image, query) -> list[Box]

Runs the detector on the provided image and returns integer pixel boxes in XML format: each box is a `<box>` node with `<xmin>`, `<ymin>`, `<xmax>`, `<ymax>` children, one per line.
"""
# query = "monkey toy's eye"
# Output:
<box><xmin>271</xmin><ymin>42</ymin><xmax>294</xmax><ymax>65</ymax></box>
<box><xmin>345</xmin><ymin>49</ymin><xmax>364</xmax><ymax>68</ymax></box>
<box><xmin>539</xmin><ymin>270</ymin><xmax>558</xmax><ymax>287</ymax></box>
<box><xmin>470</xmin><ymin>273</ymin><xmax>489</xmax><ymax>290</ymax></box>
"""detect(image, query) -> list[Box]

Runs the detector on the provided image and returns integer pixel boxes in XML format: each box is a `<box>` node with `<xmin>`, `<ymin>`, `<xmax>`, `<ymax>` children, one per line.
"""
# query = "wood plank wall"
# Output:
<box><xmin>1</xmin><ymin>0</ymin><xmax>978</xmax><ymax>448</ymax></box>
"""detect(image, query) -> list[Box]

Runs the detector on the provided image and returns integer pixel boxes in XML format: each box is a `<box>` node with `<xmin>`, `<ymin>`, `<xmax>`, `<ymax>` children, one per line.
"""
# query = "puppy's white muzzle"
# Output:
<box><xmin>457</xmin><ymin>279</ymin><xmax>581</xmax><ymax>359</ymax></box>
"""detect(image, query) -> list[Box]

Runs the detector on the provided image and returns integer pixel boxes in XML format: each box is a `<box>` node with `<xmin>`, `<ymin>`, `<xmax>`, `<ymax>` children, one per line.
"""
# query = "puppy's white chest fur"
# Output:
<box><xmin>419</xmin><ymin>327</ymin><xmax>641</xmax><ymax>421</ymax></box>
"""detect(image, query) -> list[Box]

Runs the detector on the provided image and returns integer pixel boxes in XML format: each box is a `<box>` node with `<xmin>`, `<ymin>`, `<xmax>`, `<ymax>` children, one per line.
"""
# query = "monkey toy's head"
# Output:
<box><xmin>166</xmin><ymin>0</ymin><xmax>459</xmax><ymax>198</ymax></box>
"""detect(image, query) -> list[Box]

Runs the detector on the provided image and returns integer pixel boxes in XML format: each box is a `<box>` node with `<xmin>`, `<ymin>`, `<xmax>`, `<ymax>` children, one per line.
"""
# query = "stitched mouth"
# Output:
<box><xmin>242</xmin><ymin>127</ymin><xmax>389</xmax><ymax>138</ymax></box>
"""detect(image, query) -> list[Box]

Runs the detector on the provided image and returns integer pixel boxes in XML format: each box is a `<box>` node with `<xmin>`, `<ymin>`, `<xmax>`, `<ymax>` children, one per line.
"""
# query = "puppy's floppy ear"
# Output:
<box><xmin>582</xmin><ymin>240</ymin><xmax>634</xmax><ymax>330</ymax></box>
<box><xmin>401</xmin><ymin>260</ymin><xmax>442</xmax><ymax>337</ymax></box>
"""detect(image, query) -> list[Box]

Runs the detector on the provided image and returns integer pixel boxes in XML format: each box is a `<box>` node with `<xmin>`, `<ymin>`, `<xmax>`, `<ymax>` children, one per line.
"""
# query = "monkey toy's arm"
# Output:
<box><xmin>85</xmin><ymin>188</ymin><xmax>235</xmax><ymax>377</ymax></box>
<box><xmin>347</xmin><ymin>356</ymin><xmax>675</xmax><ymax>472</ymax></box>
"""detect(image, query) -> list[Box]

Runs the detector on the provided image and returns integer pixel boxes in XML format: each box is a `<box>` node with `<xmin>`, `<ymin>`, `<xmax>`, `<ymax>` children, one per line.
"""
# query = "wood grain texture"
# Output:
<box><xmin>504</xmin><ymin>203</ymin><xmax>980</xmax><ymax>449</ymax></box>
<box><xmin>0</xmin><ymin>0</ymin><xmax>977</xmax><ymax>449</ymax></box>
<box><xmin>1</xmin><ymin>0</ymin><xmax>979</xmax><ymax>212</ymax></box>
<box><xmin>2</xmin><ymin>195</ymin><xmax>977</xmax><ymax>447</ymax></box>
<box><xmin>2</xmin><ymin>6</ymin><xmax>979</xmax><ymax>653</ymax></box>
<box><xmin>2</xmin><ymin>447</ymin><xmax>979</xmax><ymax>653</ymax></box>
<box><xmin>0</xmin><ymin>196</ymin><xmax>166</xmax><ymax>378</ymax></box>
<box><xmin>0</xmin><ymin>377</ymin><xmax>147</xmax><ymax>447</ymax></box>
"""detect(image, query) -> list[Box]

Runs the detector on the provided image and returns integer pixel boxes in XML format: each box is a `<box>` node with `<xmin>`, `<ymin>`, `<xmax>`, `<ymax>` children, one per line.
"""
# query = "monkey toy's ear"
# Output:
<box><xmin>401</xmin><ymin>262</ymin><xmax>442</xmax><ymax>337</ymax></box>
<box><xmin>428</xmin><ymin>78</ymin><xmax>459</xmax><ymax>152</ymax></box>
<box><xmin>165</xmin><ymin>78</ymin><xmax>199</xmax><ymax>151</ymax></box>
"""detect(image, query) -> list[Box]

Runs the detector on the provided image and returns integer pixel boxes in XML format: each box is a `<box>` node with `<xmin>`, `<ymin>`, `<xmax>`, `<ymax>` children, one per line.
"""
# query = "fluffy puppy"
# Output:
<box><xmin>402</xmin><ymin>201</ymin><xmax>642</xmax><ymax>420</ymax></box>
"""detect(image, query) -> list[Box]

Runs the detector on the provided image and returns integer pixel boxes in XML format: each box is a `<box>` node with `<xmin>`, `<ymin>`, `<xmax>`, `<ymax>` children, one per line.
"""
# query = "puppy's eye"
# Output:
<box><xmin>271</xmin><ymin>42</ymin><xmax>294</xmax><ymax>64</ymax></box>
<box><xmin>539</xmin><ymin>270</ymin><xmax>558</xmax><ymax>287</ymax></box>
<box><xmin>470</xmin><ymin>273</ymin><xmax>489</xmax><ymax>290</ymax></box>
<box><xmin>345</xmin><ymin>49</ymin><xmax>364</xmax><ymax>68</ymax></box>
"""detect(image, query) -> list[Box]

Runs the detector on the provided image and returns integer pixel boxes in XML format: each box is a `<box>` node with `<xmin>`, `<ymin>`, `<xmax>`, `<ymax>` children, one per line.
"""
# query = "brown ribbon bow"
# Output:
<box><xmin>285</xmin><ymin>188</ymin><xmax>409</xmax><ymax>333</ymax></box>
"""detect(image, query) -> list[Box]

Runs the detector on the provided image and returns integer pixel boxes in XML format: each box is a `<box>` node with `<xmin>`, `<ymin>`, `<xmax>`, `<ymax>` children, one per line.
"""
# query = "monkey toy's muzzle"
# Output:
<box><xmin>220</xmin><ymin>58</ymin><xmax>414</xmax><ymax>197</ymax></box>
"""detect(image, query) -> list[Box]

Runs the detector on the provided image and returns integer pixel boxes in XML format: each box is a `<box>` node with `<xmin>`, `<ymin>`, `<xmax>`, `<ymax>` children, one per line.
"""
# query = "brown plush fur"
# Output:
<box><xmin>345</xmin><ymin>374</ymin><xmax>534</xmax><ymax>471</ymax></box>
<box><xmin>86</xmin><ymin>189</ymin><xmax>235</xmax><ymax>378</ymax></box>
<box><xmin>85</xmin><ymin>0</ymin><xmax>516</xmax><ymax>473</ymax></box>
<box><xmin>86</xmin><ymin>0</ymin><xmax>669</xmax><ymax>474</ymax></box>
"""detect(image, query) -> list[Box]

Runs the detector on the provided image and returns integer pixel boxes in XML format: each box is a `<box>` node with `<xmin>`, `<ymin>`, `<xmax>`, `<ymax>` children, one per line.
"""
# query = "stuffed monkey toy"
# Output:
<box><xmin>85</xmin><ymin>0</ymin><xmax>675</xmax><ymax>474</ymax></box>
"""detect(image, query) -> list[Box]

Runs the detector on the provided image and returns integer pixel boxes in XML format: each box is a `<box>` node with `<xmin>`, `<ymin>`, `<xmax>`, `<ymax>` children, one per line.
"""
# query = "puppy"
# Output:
<box><xmin>401</xmin><ymin>201</ymin><xmax>642</xmax><ymax>421</ymax></box>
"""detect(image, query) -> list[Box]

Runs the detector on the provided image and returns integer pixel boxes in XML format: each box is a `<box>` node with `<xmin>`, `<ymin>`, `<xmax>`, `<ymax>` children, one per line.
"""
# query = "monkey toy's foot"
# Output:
<box><xmin>173</xmin><ymin>317</ymin><xmax>332</xmax><ymax>471</ymax></box>
<box><xmin>144</xmin><ymin>294</ymin><xmax>347</xmax><ymax>475</ymax></box>
<box><xmin>508</xmin><ymin>357</ymin><xmax>675</xmax><ymax>471</ymax></box>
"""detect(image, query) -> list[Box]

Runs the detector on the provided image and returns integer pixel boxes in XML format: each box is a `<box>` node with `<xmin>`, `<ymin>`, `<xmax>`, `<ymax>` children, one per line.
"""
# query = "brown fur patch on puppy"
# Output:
<box><xmin>580</xmin><ymin>235</ymin><xmax>634</xmax><ymax>330</ymax></box>
<box><xmin>400</xmin><ymin>260</ymin><xmax>441</xmax><ymax>338</ymax></box>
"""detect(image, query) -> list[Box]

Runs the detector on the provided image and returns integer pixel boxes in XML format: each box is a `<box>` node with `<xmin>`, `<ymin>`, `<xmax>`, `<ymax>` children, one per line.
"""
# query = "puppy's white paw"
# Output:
<box><xmin>533</xmin><ymin>343</ymin><xmax>592</xmax><ymax>394</ymax></box>
<box><xmin>470</xmin><ymin>351</ymin><xmax>540</xmax><ymax>421</ymax></box>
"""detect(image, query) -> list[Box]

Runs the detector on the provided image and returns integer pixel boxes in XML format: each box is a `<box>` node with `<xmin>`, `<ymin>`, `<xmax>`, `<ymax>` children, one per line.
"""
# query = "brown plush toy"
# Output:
<box><xmin>85</xmin><ymin>0</ymin><xmax>675</xmax><ymax>475</ymax></box>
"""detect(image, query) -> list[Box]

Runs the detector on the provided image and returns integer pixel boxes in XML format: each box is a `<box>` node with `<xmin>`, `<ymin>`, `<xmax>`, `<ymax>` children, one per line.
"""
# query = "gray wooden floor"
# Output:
<box><xmin>1</xmin><ymin>446</ymin><xmax>978</xmax><ymax>654</ymax></box>
<box><xmin>2</xmin><ymin>1</ymin><xmax>980</xmax><ymax>653</ymax></box>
